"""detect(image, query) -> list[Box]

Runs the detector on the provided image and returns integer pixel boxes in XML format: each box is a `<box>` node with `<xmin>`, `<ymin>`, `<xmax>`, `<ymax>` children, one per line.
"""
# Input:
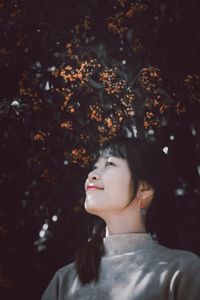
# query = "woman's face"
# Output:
<box><xmin>84</xmin><ymin>154</ymin><xmax>134</xmax><ymax>218</ymax></box>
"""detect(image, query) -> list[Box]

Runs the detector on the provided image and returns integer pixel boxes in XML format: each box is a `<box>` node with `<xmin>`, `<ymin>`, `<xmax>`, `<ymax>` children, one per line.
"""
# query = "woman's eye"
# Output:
<box><xmin>105</xmin><ymin>161</ymin><xmax>115</xmax><ymax>167</ymax></box>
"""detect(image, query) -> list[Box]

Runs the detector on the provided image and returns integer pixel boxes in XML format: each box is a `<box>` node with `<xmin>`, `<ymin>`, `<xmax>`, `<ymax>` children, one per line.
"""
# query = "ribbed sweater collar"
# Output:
<box><xmin>103</xmin><ymin>233</ymin><xmax>154</xmax><ymax>256</ymax></box>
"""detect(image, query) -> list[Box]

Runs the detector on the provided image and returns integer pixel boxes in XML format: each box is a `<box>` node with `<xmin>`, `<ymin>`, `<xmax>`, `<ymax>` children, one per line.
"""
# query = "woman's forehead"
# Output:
<box><xmin>95</xmin><ymin>149</ymin><xmax>119</xmax><ymax>162</ymax></box>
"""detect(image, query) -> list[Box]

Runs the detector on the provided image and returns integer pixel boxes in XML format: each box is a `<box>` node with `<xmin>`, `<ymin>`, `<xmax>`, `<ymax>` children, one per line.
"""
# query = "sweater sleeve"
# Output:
<box><xmin>41</xmin><ymin>271</ymin><xmax>60</xmax><ymax>300</ymax></box>
<box><xmin>172</xmin><ymin>252</ymin><xmax>200</xmax><ymax>300</ymax></box>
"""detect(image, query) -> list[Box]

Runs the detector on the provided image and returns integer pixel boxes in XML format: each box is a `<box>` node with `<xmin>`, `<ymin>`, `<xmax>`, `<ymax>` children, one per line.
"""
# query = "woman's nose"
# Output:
<box><xmin>88</xmin><ymin>170</ymin><xmax>101</xmax><ymax>182</ymax></box>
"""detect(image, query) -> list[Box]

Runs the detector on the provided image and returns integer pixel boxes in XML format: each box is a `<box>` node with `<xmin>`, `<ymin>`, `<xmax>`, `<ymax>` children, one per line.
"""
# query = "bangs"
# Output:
<box><xmin>92</xmin><ymin>140</ymin><xmax>127</xmax><ymax>165</ymax></box>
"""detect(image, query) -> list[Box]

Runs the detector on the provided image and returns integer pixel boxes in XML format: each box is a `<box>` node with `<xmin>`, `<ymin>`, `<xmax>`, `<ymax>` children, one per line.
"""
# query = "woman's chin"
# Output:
<box><xmin>84</xmin><ymin>202</ymin><xmax>96</xmax><ymax>214</ymax></box>
<box><xmin>84</xmin><ymin>201</ymin><xmax>102</xmax><ymax>216</ymax></box>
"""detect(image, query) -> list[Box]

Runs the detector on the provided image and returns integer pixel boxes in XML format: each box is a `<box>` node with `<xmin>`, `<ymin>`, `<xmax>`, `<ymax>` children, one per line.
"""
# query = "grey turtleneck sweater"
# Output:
<box><xmin>41</xmin><ymin>233</ymin><xmax>200</xmax><ymax>299</ymax></box>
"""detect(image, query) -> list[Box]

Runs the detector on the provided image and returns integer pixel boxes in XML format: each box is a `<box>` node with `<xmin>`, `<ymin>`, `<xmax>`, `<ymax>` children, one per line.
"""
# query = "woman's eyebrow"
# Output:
<box><xmin>106</xmin><ymin>155</ymin><xmax>120</xmax><ymax>160</ymax></box>
<box><xmin>104</xmin><ymin>154</ymin><xmax>114</xmax><ymax>159</ymax></box>
<box><xmin>93</xmin><ymin>156</ymin><xmax>111</xmax><ymax>167</ymax></box>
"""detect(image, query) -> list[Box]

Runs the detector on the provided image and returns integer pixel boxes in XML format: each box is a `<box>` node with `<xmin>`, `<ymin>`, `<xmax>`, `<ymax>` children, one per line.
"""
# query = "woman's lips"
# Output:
<box><xmin>87</xmin><ymin>185</ymin><xmax>104</xmax><ymax>190</ymax></box>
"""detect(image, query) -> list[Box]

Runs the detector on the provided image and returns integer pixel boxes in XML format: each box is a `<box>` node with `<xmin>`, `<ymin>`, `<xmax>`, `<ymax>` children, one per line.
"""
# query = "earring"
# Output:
<box><xmin>140</xmin><ymin>201</ymin><xmax>146</xmax><ymax>217</ymax></box>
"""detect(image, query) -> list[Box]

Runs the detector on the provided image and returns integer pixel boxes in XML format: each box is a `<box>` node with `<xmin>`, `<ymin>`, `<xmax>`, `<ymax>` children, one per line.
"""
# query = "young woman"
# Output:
<box><xmin>42</xmin><ymin>136</ymin><xmax>200</xmax><ymax>299</ymax></box>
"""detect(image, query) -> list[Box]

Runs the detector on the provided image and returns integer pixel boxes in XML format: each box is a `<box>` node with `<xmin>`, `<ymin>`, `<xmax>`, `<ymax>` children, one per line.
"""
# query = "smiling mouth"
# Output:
<box><xmin>87</xmin><ymin>186</ymin><xmax>104</xmax><ymax>190</ymax></box>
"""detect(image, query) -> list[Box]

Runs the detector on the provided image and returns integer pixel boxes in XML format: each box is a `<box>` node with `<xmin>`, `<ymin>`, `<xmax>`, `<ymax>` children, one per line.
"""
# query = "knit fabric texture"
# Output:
<box><xmin>41</xmin><ymin>233</ymin><xmax>200</xmax><ymax>300</ymax></box>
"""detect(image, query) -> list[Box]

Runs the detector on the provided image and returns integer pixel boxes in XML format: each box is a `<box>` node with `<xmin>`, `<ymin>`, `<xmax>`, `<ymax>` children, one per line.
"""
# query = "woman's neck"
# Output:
<box><xmin>104</xmin><ymin>210</ymin><xmax>147</xmax><ymax>236</ymax></box>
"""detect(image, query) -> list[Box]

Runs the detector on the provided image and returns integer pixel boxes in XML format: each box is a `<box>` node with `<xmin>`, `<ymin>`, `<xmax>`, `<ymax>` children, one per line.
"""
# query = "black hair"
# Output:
<box><xmin>75</xmin><ymin>136</ymin><xmax>177</xmax><ymax>284</ymax></box>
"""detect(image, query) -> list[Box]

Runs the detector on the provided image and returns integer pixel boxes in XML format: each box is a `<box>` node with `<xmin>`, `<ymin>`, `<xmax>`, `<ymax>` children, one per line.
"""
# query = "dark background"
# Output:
<box><xmin>0</xmin><ymin>0</ymin><xmax>200</xmax><ymax>299</ymax></box>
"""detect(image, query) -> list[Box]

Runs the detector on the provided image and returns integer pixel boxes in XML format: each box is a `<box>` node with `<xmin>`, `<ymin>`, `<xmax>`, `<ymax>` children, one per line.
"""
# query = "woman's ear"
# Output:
<box><xmin>139</xmin><ymin>180</ymin><xmax>154</xmax><ymax>207</ymax></box>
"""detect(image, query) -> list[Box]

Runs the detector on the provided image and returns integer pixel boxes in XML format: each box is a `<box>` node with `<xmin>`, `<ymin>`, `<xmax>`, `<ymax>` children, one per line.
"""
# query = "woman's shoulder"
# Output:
<box><xmin>152</xmin><ymin>241</ymin><xmax>200</xmax><ymax>269</ymax></box>
<box><xmin>41</xmin><ymin>262</ymin><xmax>76</xmax><ymax>300</ymax></box>
<box><xmin>53</xmin><ymin>261</ymin><xmax>76</xmax><ymax>279</ymax></box>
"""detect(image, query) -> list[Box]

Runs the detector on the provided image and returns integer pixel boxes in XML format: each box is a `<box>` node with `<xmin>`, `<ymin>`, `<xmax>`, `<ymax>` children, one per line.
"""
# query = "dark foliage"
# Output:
<box><xmin>0</xmin><ymin>0</ymin><xmax>200</xmax><ymax>299</ymax></box>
